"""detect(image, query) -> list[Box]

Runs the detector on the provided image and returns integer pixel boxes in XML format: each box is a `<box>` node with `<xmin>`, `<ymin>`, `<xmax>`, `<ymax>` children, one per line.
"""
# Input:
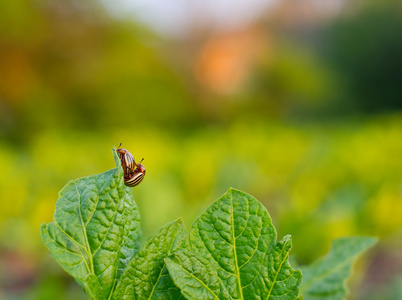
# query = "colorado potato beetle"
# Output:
<box><xmin>124</xmin><ymin>158</ymin><xmax>146</xmax><ymax>187</ymax></box>
<box><xmin>116</xmin><ymin>144</ymin><xmax>146</xmax><ymax>187</ymax></box>
<box><xmin>116</xmin><ymin>143</ymin><xmax>136</xmax><ymax>175</ymax></box>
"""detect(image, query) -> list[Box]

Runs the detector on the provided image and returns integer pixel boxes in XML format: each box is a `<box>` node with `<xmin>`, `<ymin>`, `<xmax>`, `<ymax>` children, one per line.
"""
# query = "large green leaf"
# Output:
<box><xmin>40</xmin><ymin>148</ymin><xmax>141</xmax><ymax>299</ymax></box>
<box><xmin>300</xmin><ymin>236</ymin><xmax>378</xmax><ymax>300</ymax></box>
<box><xmin>112</xmin><ymin>218</ymin><xmax>187</xmax><ymax>300</ymax></box>
<box><xmin>166</xmin><ymin>188</ymin><xmax>302</xmax><ymax>300</ymax></box>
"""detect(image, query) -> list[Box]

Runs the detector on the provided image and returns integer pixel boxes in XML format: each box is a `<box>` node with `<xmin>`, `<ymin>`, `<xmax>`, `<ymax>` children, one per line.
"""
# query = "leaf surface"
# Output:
<box><xmin>113</xmin><ymin>218</ymin><xmax>187</xmax><ymax>300</ymax></box>
<box><xmin>165</xmin><ymin>249</ymin><xmax>231</xmax><ymax>300</ymax></box>
<box><xmin>41</xmin><ymin>148</ymin><xmax>141</xmax><ymax>299</ymax></box>
<box><xmin>166</xmin><ymin>188</ymin><xmax>302</xmax><ymax>300</ymax></box>
<box><xmin>300</xmin><ymin>236</ymin><xmax>378</xmax><ymax>300</ymax></box>
<box><xmin>84</xmin><ymin>274</ymin><xmax>105</xmax><ymax>300</ymax></box>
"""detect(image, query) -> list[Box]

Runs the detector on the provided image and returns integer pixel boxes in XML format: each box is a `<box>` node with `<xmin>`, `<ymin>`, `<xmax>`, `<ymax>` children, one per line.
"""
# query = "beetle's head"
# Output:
<box><xmin>116</xmin><ymin>148</ymin><xmax>127</xmax><ymax>154</ymax></box>
<box><xmin>136</xmin><ymin>158</ymin><xmax>146</xmax><ymax>173</ymax></box>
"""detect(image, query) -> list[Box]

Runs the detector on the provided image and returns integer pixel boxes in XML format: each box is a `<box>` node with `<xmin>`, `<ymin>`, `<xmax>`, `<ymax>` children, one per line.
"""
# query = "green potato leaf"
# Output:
<box><xmin>40</xmin><ymin>148</ymin><xmax>142</xmax><ymax>299</ymax></box>
<box><xmin>300</xmin><ymin>236</ymin><xmax>378</xmax><ymax>300</ymax></box>
<box><xmin>41</xmin><ymin>147</ymin><xmax>377</xmax><ymax>300</ymax></box>
<box><xmin>166</xmin><ymin>188</ymin><xmax>302</xmax><ymax>300</ymax></box>
<box><xmin>165</xmin><ymin>249</ymin><xmax>232</xmax><ymax>300</ymax></box>
<box><xmin>84</xmin><ymin>274</ymin><xmax>105</xmax><ymax>300</ymax></box>
<box><xmin>112</xmin><ymin>218</ymin><xmax>187</xmax><ymax>300</ymax></box>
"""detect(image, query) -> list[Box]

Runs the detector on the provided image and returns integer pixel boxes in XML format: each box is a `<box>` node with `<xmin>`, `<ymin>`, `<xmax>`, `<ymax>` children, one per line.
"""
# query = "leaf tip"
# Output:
<box><xmin>359</xmin><ymin>236</ymin><xmax>379</xmax><ymax>250</ymax></box>
<box><xmin>333</xmin><ymin>235</ymin><xmax>379</xmax><ymax>251</ymax></box>
<box><xmin>226</xmin><ymin>187</ymin><xmax>254</xmax><ymax>199</ymax></box>
<box><xmin>367</xmin><ymin>236</ymin><xmax>379</xmax><ymax>245</ymax></box>
<box><xmin>40</xmin><ymin>222</ymin><xmax>48</xmax><ymax>234</ymax></box>
<box><xmin>280</xmin><ymin>234</ymin><xmax>294</xmax><ymax>251</ymax></box>
<box><xmin>40</xmin><ymin>222</ymin><xmax>50</xmax><ymax>246</ymax></box>
<box><xmin>175</xmin><ymin>216</ymin><xmax>184</xmax><ymax>224</ymax></box>
<box><xmin>227</xmin><ymin>187</ymin><xmax>241</xmax><ymax>194</ymax></box>
<box><xmin>112</xmin><ymin>146</ymin><xmax>122</xmax><ymax>169</ymax></box>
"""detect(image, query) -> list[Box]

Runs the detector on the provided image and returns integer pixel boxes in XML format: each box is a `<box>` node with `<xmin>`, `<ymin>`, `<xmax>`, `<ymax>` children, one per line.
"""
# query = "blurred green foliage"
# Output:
<box><xmin>0</xmin><ymin>0</ymin><xmax>402</xmax><ymax>299</ymax></box>
<box><xmin>323</xmin><ymin>0</ymin><xmax>402</xmax><ymax>113</ymax></box>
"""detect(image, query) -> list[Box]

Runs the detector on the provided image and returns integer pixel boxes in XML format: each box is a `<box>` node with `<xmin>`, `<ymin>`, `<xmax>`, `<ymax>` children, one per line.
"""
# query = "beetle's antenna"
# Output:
<box><xmin>139</xmin><ymin>158</ymin><xmax>144</xmax><ymax>163</ymax></box>
<box><xmin>118</xmin><ymin>142</ymin><xmax>122</xmax><ymax>148</ymax></box>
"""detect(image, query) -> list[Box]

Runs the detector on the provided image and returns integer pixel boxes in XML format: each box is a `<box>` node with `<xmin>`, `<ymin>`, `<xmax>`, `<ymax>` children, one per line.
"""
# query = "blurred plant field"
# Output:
<box><xmin>1</xmin><ymin>0</ymin><xmax>402</xmax><ymax>299</ymax></box>
<box><xmin>2</xmin><ymin>117</ymin><xmax>402</xmax><ymax>299</ymax></box>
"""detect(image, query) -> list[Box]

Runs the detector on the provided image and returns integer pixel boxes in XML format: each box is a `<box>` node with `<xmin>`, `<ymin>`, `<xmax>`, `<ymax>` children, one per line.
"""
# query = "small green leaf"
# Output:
<box><xmin>41</xmin><ymin>148</ymin><xmax>142</xmax><ymax>299</ymax></box>
<box><xmin>165</xmin><ymin>249</ymin><xmax>232</xmax><ymax>300</ymax></box>
<box><xmin>112</xmin><ymin>218</ymin><xmax>187</xmax><ymax>300</ymax></box>
<box><xmin>166</xmin><ymin>188</ymin><xmax>302</xmax><ymax>300</ymax></box>
<box><xmin>300</xmin><ymin>236</ymin><xmax>378</xmax><ymax>300</ymax></box>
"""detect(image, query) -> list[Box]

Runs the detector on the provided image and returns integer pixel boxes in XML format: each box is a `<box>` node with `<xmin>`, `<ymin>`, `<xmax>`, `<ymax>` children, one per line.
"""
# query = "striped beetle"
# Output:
<box><xmin>116</xmin><ymin>144</ymin><xmax>136</xmax><ymax>175</ymax></box>
<box><xmin>124</xmin><ymin>158</ymin><xmax>146</xmax><ymax>187</ymax></box>
<box><xmin>116</xmin><ymin>143</ymin><xmax>146</xmax><ymax>187</ymax></box>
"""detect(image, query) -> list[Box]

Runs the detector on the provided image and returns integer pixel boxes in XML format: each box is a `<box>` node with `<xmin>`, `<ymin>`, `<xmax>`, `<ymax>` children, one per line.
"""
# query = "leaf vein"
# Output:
<box><xmin>47</xmin><ymin>226</ymin><xmax>90</xmax><ymax>271</ymax></box>
<box><xmin>229</xmin><ymin>190</ymin><xmax>244</xmax><ymax>300</ymax></box>
<box><xmin>240</xmin><ymin>244</ymin><xmax>274</xmax><ymax>290</ymax></box>
<box><xmin>197</xmin><ymin>226</ymin><xmax>237</xmax><ymax>277</ymax></box>
<box><xmin>234</xmin><ymin>199</ymin><xmax>250</xmax><ymax>239</ymax></box>
<box><xmin>147</xmin><ymin>223</ymin><xmax>181</xmax><ymax>300</ymax></box>
<box><xmin>238</xmin><ymin>245</ymin><xmax>260</xmax><ymax>270</ymax></box>
<box><xmin>178</xmin><ymin>264</ymin><xmax>220</xmax><ymax>300</ymax></box>
<box><xmin>211</xmin><ymin>222</ymin><xmax>234</xmax><ymax>247</ymax></box>
<box><xmin>302</xmin><ymin>255</ymin><xmax>359</xmax><ymax>291</ymax></box>
<box><xmin>92</xmin><ymin>192</ymin><xmax>120</xmax><ymax>256</ymax></box>
<box><xmin>108</xmin><ymin>186</ymin><xmax>133</xmax><ymax>300</ymax></box>
<box><xmin>53</xmin><ymin>221</ymin><xmax>86</xmax><ymax>251</ymax></box>
<box><xmin>265</xmin><ymin>251</ymin><xmax>289</xmax><ymax>300</ymax></box>
<box><xmin>75</xmin><ymin>182</ymin><xmax>94</xmax><ymax>273</ymax></box>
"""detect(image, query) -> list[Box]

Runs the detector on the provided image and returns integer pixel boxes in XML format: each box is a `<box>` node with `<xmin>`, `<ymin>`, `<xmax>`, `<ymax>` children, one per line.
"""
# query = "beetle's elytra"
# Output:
<box><xmin>116</xmin><ymin>146</ymin><xmax>135</xmax><ymax>175</ymax></box>
<box><xmin>117</xmin><ymin>143</ymin><xmax>146</xmax><ymax>187</ymax></box>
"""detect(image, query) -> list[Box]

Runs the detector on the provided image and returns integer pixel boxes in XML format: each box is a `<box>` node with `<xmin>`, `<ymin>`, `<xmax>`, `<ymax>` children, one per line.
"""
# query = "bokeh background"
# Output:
<box><xmin>1</xmin><ymin>0</ymin><xmax>402</xmax><ymax>299</ymax></box>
